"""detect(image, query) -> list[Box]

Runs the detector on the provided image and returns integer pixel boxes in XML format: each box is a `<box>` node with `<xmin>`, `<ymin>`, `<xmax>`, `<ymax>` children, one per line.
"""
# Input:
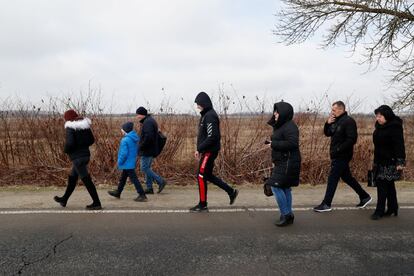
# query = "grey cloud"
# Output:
<box><xmin>0</xmin><ymin>0</ymin><xmax>389</xmax><ymax>113</ymax></box>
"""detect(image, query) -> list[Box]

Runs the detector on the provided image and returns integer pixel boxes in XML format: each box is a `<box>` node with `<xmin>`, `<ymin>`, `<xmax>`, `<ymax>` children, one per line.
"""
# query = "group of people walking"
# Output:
<box><xmin>54</xmin><ymin>92</ymin><xmax>406</xmax><ymax>227</ymax></box>
<box><xmin>265</xmin><ymin>100</ymin><xmax>405</xmax><ymax>226</ymax></box>
<box><xmin>54</xmin><ymin>92</ymin><xmax>239</xmax><ymax>212</ymax></box>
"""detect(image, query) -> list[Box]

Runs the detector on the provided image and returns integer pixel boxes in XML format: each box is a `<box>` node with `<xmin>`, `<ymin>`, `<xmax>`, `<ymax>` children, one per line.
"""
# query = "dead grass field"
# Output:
<box><xmin>1</xmin><ymin>108</ymin><xmax>412</xmax><ymax>186</ymax></box>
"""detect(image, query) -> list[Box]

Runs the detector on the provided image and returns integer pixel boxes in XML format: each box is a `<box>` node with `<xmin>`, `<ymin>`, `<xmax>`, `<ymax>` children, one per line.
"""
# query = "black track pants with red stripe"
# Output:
<box><xmin>197</xmin><ymin>151</ymin><xmax>234</xmax><ymax>206</ymax></box>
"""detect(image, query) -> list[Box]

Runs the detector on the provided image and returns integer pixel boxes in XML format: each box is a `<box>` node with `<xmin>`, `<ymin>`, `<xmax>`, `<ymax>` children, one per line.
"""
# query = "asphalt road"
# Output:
<box><xmin>1</xmin><ymin>209</ymin><xmax>413</xmax><ymax>275</ymax></box>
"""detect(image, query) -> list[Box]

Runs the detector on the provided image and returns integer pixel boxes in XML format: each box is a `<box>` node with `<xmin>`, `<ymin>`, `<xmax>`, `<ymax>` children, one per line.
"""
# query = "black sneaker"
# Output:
<box><xmin>313</xmin><ymin>203</ymin><xmax>332</xmax><ymax>212</ymax></box>
<box><xmin>86</xmin><ymin>203</ymin><xmax>102</xmax><ymax>210</ymax></box>
<box><xmin>134</xmin><ymin>195</ymin><xmax>148</xmax><ymax>202</ymax></box>
<box><xmin>144</xmin><ymin>188</ymin><xmax>154</xmax><ymax>194</ymax></box>
<box><xmin>189</xmin><ymin>204</ymin><xmax>209</xmax><ymax>213</ymax></box>
<box><xmin>356</xmin><ymin>196</ymin><xmax>372</xmax><ymax>209</ymax></box>
<box><xmin>108</xmin><ymin>190</ymin><xmax>121</xmax><ymax>199</ymax></box>
<box><xmin>54</xmin><ymin>196</ymin><xmax>67</xmax><ymax>207</ymax></box>
<box><xmin>158</xmin><ymin>180</ymin><xmax>167</xmax><ymax>194</ymax></box>
<box><xmin>229</xmin><ymin>189</ymin><xmax>239</xmax><ymax>205</ymax></box>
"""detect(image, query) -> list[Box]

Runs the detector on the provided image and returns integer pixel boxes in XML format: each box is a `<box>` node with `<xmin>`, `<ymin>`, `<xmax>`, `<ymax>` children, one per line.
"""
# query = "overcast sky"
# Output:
<box><xmin>0</xmin><ymin>0</ymin><xmax>394</xmax><ymax>114</ymax></box>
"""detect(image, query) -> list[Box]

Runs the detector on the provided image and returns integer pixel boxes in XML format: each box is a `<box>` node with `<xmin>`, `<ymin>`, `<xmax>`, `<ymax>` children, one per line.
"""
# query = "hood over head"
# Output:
<box><xmin>374</xmin><ymin>105</ymin><xmax>396</xmax><ymax>122</ymax></box>
<box><xmin>268</xmin><ymin>101</ymin><xmax>294</xmax><ymax>128</ymax></box>
<box><xmin>194</xmin><ymin>92</ymin><xmax>213</xmax><ymax>110</ymax></box>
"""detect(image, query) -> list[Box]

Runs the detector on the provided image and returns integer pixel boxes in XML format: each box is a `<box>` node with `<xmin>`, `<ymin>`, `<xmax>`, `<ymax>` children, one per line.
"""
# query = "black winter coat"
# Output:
<box><xmin>324</xmin><ymin>112</ymin><xmax>357</xmax><ymax>161</ymax></box>
<box><xmin>266</xmin><ymin>102</ymin><xmax>301</xmax><ymax>188</ymax></box>
<box><xmin>139</xmin><ymin>115</ymin><xmax>159</xmax><ymax>157</ymax></box>
<box><xmin>373</xmin><ymin>117</ymin><xmax>406</xmax><ymax>166</ymax></box>
<box><xmin>195</xmin><ymin>92</ymin><xmax>221</xmax><ymax>153</ymax></box>
<box><xmin>64</xmin><ymin>118</ymin><xmax>95</xmax><ymax>161</ymax></box>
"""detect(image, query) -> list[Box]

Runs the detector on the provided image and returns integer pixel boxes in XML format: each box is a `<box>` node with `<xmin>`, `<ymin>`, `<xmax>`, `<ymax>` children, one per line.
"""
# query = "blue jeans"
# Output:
<box><xmin>271</xmin><ymin>187</ymin><xmax>292</xmax><ymax>216</ymax></box>
<box><xmin>140</xmin><ymin>156</ymin><xmax>164</xmax><ymax>189</ymax></box>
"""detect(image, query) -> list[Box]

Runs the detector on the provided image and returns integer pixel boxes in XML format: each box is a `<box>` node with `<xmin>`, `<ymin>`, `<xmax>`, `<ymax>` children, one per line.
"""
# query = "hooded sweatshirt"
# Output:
<box><xmin>195</xmin><ymin>92</ymin><xmax>221</xmax><ymax>153</ymax></box>
<box><xmin>118</xmin><ymin>130</ymin><xmax>141</xmax><ymax>170</ymax></box>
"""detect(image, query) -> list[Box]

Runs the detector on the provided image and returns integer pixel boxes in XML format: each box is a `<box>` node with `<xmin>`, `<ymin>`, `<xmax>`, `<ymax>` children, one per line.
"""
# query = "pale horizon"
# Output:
<box><xmin>0</xmin><ymin>0</ymin><xmax>397</xmax><ymax>114</ymax></box>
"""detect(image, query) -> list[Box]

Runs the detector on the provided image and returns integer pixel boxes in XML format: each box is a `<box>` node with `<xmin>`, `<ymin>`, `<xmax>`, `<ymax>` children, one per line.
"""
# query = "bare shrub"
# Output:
<box><xmin>0</xmin><ymin>93</ymin><xmax>412</xmax><ymax>186</ymax></box>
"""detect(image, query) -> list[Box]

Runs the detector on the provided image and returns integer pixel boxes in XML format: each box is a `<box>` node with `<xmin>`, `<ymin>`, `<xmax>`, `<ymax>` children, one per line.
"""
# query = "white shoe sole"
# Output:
<box><xmin>357</xmin><ymin>197</ymin><xmax>372</xmax><ymax>209</ymax></box>
<box><xmin>313</xmin><ymin>208</ymin><xmax>332</xmax><ymax>213</ymax></box>
<box><xmin>190</xmin><ymin>209</ymin><xmax>209</xmax><ymax>213</ymax></box>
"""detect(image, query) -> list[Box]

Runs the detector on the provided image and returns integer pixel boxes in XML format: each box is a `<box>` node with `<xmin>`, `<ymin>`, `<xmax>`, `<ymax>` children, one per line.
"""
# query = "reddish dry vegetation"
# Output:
<box><xmin>0</xmin><ymin>108</ymin><xmax>412</xmax><ymax>187</ymax></box>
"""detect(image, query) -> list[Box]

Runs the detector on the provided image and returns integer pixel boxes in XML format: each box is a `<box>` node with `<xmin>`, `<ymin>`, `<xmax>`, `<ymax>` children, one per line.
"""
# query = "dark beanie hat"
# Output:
<box><xmin>136</xmin><ymin>107</ymin><xmax>148</xmax><ymax>116</ymax></box>
<box><xmin>64</xmin><ymin>109</ymin><xmax>79</xmax><ymax>121</ymax></box>
<box><xmin>122</xmin><ymin>122</ymin><xmax>134</xmax><ymax>133</ymax></box>
<box><xmin>374</xmin><ymin>105</ymin><xmax>396</xmax><ymax>121</ymax></box>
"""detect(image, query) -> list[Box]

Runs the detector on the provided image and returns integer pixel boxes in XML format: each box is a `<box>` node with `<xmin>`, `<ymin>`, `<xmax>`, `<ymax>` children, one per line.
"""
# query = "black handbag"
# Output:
<box><xmin>263</xmin><ymin>177</ymin><xmax>273</xmax><ymax>197</ymax></box>
<box><xmin>263</xmin><ymin>184</ymin><xmax>273</xmax><ymax>197</ymax></box>
<box><xmin>374</xmin><ymin>164</ymin><xmax>402</xmax><ymax>182</ymax></box>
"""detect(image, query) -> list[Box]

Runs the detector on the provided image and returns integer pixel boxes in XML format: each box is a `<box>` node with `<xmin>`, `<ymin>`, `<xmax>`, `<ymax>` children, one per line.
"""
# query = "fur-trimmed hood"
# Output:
<box><xmin>64</xmin><ymin>118</ymin><xmax>92</xmax><ymax>130</ymax></box>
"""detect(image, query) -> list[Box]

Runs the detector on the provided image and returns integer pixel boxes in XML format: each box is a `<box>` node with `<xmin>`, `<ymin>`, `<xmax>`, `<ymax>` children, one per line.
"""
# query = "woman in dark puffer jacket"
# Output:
<box><xmin>54</xmin><ymin>109</ymin><xmax>102</xmax><ymax>210</ymax></box>
<box><xmin>266</xmin><ymin>102</ymin><xmax>301</xmax><ymax>227</ymax></box>
<box><xmin>371</xmin><ymin>105</ymin><xmax>405</xmax><ymax>220</ymax></box>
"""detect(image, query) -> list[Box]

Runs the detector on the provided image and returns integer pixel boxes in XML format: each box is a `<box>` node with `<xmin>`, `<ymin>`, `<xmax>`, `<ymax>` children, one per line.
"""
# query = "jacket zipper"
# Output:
<box><xmin>285</xmin><ymin>151</ymin><xmax>291</xmax><ymax>174</ymax></box>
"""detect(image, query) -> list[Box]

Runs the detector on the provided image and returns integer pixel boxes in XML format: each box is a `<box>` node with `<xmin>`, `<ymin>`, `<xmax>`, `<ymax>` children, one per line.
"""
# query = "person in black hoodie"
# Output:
<box><xmin>136</xmin><ymin>107</ymin><xmax>167</xmax><ymax>194</ymax></box>
<box><xmin>54</xmin><ymin>109</ymin><xmax>102</xmax><ymax>210</ymax></box>
<box><xmin>266</xmin><ymin>102</ymin><xmax>301</xmax><ymax>227</ymax></box>
<box><xmin>190</xmin><ymin>92</ymin><xmax>239</xmax><ymax>212</ymax></box>
<box><xmin>371</xmin><ymin>105</ymin><xmax>406</xmax><ymax>220</ymax></box>
<box><xmin>314</xmin><ymin>101</ymin><xmax>371</xmax><ymax>212</ymax></box>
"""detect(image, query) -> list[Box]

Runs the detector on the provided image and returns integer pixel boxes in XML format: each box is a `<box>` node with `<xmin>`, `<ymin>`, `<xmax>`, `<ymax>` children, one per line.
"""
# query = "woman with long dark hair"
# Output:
<box><xmin>371</xmin><ymin>105</ymin><xmax>405</xmax><ymax>220</ymax></box>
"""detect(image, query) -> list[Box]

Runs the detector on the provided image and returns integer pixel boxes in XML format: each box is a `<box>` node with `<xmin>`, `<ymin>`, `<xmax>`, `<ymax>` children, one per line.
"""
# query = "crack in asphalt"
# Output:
<box><xmin>14</xmin><ymin>234</ymin><xmax>73</xmax><ymax>275</ymax></box>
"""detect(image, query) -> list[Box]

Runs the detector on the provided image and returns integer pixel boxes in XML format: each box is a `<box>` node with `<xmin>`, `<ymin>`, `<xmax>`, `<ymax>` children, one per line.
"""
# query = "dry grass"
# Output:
<box><xmin>0</xmin><ymin>94</ymin><xmax>413</xmax><ymax>186</ymax></box>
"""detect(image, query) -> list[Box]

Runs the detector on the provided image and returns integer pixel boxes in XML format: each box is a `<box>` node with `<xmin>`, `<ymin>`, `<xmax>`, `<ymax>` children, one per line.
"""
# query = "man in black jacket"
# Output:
<box><xmin>190</xmin><ymin>92</ymin><xmax>239</xmax><ymax>212</ymax></box>
<box><xmin>314</xmin><ymin>101</ymin><xmax>371</xmax><ymax>212</ymax></box>
<box><xmin>136</xmin><ymin>107</ymin><xmax>166</xmax><ymax>194</ymax></box>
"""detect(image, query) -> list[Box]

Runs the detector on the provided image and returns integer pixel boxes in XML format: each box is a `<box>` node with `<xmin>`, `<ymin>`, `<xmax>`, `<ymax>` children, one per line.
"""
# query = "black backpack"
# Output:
<box><xmin>154</xmin><ymin>131</ymin><xmax>167</xmax><ymax>158</ymax></box>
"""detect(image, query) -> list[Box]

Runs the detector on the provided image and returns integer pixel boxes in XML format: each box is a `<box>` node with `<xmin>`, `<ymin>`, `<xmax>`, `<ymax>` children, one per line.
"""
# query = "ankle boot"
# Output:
<box><xmin>276</xmin><ymin>215</ymin><xmax>289</xmax><ymax>227</ymax></box>
<box><xmin>371</xmin><ymin>212</ymin><xmax>383</xmax><ymax>220</ymax></box>
<box><xmin>55</xmin><ymin>175</ymin><xmax>78</xmax><ymax>207</ymax></box>
<box><xmin>54</xmin><ymin>196</ymin><xmax>67</xmax><ymax>207</ymax></box>
<box><xmin>384</xmin><ymin>209</ymin><xmax>398</xmax><ymax>217</ymax></box>
<box><xmin>286</xmin><ymin>213</ymin><xmax>295</xmax><ymax>225</ymax></box>
<box><xmin>81</xmin><ymin>174</ymin><xmax>102</xmax><ymax>209</ymax></box>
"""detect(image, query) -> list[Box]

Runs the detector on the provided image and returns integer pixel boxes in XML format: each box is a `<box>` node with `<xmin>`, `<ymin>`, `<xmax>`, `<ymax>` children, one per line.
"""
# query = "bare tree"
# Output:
<box><xmin>274</xmin><ymin>0</ymin><xmax>414</xmax><ymax>109</ymax></box>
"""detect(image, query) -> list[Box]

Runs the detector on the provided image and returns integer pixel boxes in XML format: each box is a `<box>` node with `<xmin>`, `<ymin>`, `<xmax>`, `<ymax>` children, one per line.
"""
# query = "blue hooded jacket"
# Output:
<box><xmin>118</xmin><ymin>130</ymin><xmax>140</xmax><ymax>170</ymax></box>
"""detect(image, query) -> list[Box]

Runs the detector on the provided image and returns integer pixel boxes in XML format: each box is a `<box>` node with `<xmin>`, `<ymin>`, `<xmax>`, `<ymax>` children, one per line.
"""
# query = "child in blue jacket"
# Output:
<box><xmin>108</xmin><ymin>122</ymin><xmax>147</xmax><ymax>202</ymax></box>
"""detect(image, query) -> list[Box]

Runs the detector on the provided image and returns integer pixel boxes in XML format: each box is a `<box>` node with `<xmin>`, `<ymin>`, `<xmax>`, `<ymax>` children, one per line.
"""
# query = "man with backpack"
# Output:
<box><xmin>136</xmin><ymin>107</ymin><xmax>167</xmax><ymax>194</ymax></box>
